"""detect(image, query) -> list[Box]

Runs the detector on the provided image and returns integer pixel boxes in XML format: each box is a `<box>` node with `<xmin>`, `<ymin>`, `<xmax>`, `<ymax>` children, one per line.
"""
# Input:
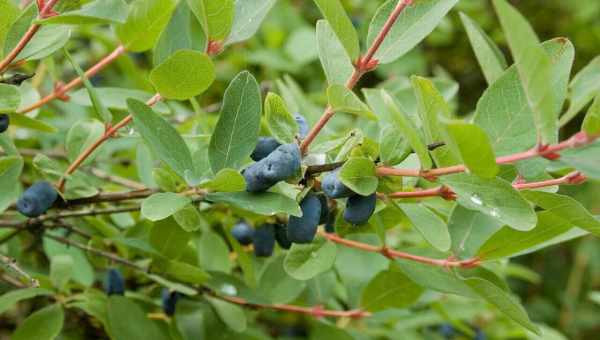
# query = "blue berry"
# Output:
<box><xmin>317</xmin><ymin>193</ymin><xmax>329</xmax><ymax>224</ymax></box>
<box><xmin>274</xmin><ymin>224</ymin><xmax>292</xmax><ymax>249</ymax></box>
<box><xmin>324</xmin><ymin>209</ymin><xmax>336</xmax><ymax>233</ymax></box>
<box><xmin>253</xmin><ymin>224</ymin><xmax>275</xmax><ymax>257</ymax></box>
<box><xmin>16</xmin><ymin>181</ymin><xmax>58</xmax><ymax>217</ymax></box>
<box><xmin>343</xmin><ymin>193</ymin><xmax>376</xmax><ymax>225</ymax></box>
<box><xmin>250</xmin><ymin>137</ymin><xmax>281</xmax><ymax>161</ymax></box>
<box><xmin>243</xmin><ymin>162</ymin><xmax>276</xmax><ymax>192</ymax></box>
<box><xmin>161</xmin><ymin>288</ymin><xmax>180</xmax><ymax>316</ymax></box>
<box><xmin>474</xmin><ymin>328</ymin><xmax>486</xmax><ymax>340</ymax></box>
<box><xmin>243</xmin><ymin>143</ymin><xmax>301</xmax><ymax>193</ymax></box>
<box><xmin>322</xmin><ymin>169</ymin><xmax>355</xmax><ymax>198</ymax></box>
<box><xmin>104</xmin><ymin>268</ymin><xmax>125</xmax><ymax>296</ymax></box>
<box><xmin>0</xmin><ymin>114</ymin><xmax>9</xmax><ymax>133</ymax></box>
<box><xmin>231</xmin><ymin>221</ymin><xmax>254</xmax><ymax>245</ymax></box>
<box><xmin>294</xmin><ymin>113</ymin><xmax>308</xmax><ymax>138</ymax></box>
<box><xmin>287</xmin><ymin>194</ymin><xmax>321</xmax><ymax>244</ymax></box>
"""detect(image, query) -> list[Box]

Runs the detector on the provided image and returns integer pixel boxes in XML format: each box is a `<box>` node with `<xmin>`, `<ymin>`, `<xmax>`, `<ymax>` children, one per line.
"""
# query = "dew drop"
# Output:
<box><xmin>220</xmin><ymin>284</ymin><xmax>237</xmax><ymax>296</ymax></box>
<box><xmin>470</xmin><ymin>194</ymin><xmax>483</xmax><ymax>206</ymax></box>
<box><xmin>490</xmin><ymin>208</ymin><xmax>500</xmax><ymax>218</ymax></box>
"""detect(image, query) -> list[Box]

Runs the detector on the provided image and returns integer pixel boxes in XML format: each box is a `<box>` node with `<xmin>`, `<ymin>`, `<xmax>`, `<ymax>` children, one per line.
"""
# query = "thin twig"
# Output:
<box><xmin>88</xmin><ymin>168</ymin><xmax>147</xmax><ymax>190</ymax></box>
<box><xmin>300</xmin><ymin>0</ymin><xmax>414</xmax><ymax>153</ymax></box>
<box><xmin>0</xmin><ymin>253</ymin><xmax>39</xmax><ymax>287</ymax></box>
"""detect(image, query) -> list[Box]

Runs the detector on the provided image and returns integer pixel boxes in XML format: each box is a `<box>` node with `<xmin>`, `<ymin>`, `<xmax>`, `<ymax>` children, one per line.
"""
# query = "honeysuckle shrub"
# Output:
<box><xmin>0</xmin><ymin>0</ymin><xmax>599</xmax><ymax>339</ymax></box>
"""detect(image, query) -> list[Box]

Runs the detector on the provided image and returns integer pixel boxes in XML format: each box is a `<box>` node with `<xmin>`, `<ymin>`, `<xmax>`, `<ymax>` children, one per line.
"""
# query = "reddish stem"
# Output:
<box><xmin>0</xmin><ymin>0</ymin><xmax>60</xmax><ymax>74</ymax></box>
<box><xmin>300</xmin><ymin>0</ymin><xmax>413</xmax><ymax>154</ymax></box>
<box><xmin>216</xmin><ymin>294</ymin><xmax>370</xmax><ymax>319</ymax></box>
<box><xmin>56</xmin><ymin>93</ymin><xmax>162</xmax><ymax>191</ymax></box>
<box><xmin>319</xmin><ymin>231</ymin><xmax>480</xmax><ymax>268</ymax></box>
<box><xmin>17</xmin><ymin>45</ymin><xmax>126</xmax><ymax>114</ymax></box>
<box><xmin>376</xmin><ymin>132</ymin><xmax>596</xmax><ymax>178</ymax></box>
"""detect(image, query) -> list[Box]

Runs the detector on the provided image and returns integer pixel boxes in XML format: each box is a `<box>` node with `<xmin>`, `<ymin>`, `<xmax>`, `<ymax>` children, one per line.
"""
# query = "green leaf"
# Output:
<box><xmin>12</xmin><ymin>304</ymin><xmax>64</xmax><ymax>340</ymax></box>
<box><xmin>38</xmin><ymin>0</ymin><xmax>129</xmax><ymax>25</ymax></box>
<box><xmin>150</xmin><ymin>49</ymin><xmax>215</xmax><ymax>100</ymax></box>
<box><xmin>493</xmin><ymin>0</ymin><xmax>556</xmax><ymax>144</ymax></box>
<box><xmin>443</xmin><ymin>120</ymin><xmax>499</xmax><ymax>178</ymax></box>
<box><xmin>521</xmin><ymin>191</ymin><xmax>600</xmax><ymax>237</ymax></box>
<box><xmin>205</xmin><ymin>296</ymin><xmax>247</xmax><ymax>333</ymax></box>
<box><xmin>44</xmin><ymin>232</ymin><xmax>94</xmax><ymax>287</ymax></box>
<box><xmin>459</xmin><ymin>12</ymin><xmax>507</xmax><ymax>85</ymax></box>
<box><xmin>316</xmin><ymin>20</ymin><xmax>353</xmax><ymax>85</ymax></box>
<box><xmin>367</xmin><ymin>0</ymin><xmax>459</xmax><ymax>64</ymax></box>
<box><xmin>149</xmin><ymin>217</ymin><xmax>192</xmax><ymax>259</ymax></box>
<box><xmin>225</xmin><ymin>0</ymin><xmax>277</xmax><ymax>45</ymax></box>
<box><xmin>107</xmin><ymin>296</ymin><xmax>168</xmax><ymax>340</ymax></box>
<box><xmin>559</xmin><ymin>141</ymin><xmax>600</xmax><ymax>180</ymax></box>
<box><xmin>0</xmin><ymin>0</ymin><xmax>19</xmax><ymax>58</ymax></box>
<box><xmin>70</xmin><ymin>87</ymin><xmax>170</xmax><ymax>114</ymax></box>
<box><xmin>463</xmin><ymin>277</ymin><xmax>540</xmax><ymax>334</ymax></box>
<box><xmin>7</xmin><ymin>112</ymin><xmax>57</xmax><ymax>132</ymax></box>
<box><xmin>65</xmin><ymin>120</ymin><xmax>104</xmax><ymax>165</ymax></box>
<box><xmin>327</xmin><ymin>84</ymin><xmax>376</xmax><ymax>120</ymax></box>
<box><xmin>561</xmin><ymin>56</ymin><xmax>600</xmax><ymax>126</ymax></box>
<box><xmin>3</xmin><ymin>4</ymin><xmax>36</xmax><ymax>58</ymax></box>
<box><xmin>265</xmin><ymin>92</ymin><xmax>298</xmax><ymax>143</ymax></box>
<box><xmin>448</xmin><ymin>205</ymin><xmax>503</xmax><ymax>258</ymax></box>
<box><xmin>477</xmin><ymin>211</ymin><xmax>572</xmax><ymax>261</ymax></box>
<box><xmin>206</xmin><ymin>192</ymin><xmax>302</xmax><ymax>217</ymax></box>
<box><xmin>0</xmin><ymin>288</ymin><xmax>53</xmax><ymax>315</ymax></box>
<box><xmin>0</xmin><ymin>83</ymin><xmax>20</xmax><ymax>112</ymax></box>
<box><xmin>50</xmin><ymin>255</ymin><xmax>73</xmax><ymax>291</ymax></box>
<box><xmin>173</xmin><ymin>204</ymin><xmax>206</xmax><ymax>232</ymax></box>
<box><xmin>152</xmin><ymin>259</ymin><xmax>210</xmax><ymax>285</ymax></box>
<box><xmin>0</xmin><ymin>156</ymin><xmax>23</xmax><ymax>214</ymax></box>
<box><xmin>378</xmin><ymin>126</ymin><xmax>410</xmax><ymax>166</ymax></box>
<box><xmin>197</xmin><ymin>231</ymin><xmax>232</xmax><ymax>274</ymax></box>
<box><xmin>441</xmin><ymin>173</ymin><xmax>537</xmax><ymax>231</ymax></box>
<box><xmin>128</xmin><ymin>98</ymin><xmax>194</xmax><ymax>178</ymax></box>
<box><xmin>208</xmin><ymin>71</ymin><xmax>261</xmax><ymax>173</ymax></box>
<box><xmin>17</xmin><ymin>25</ymin><xmax>71</xmax><ymax>61</ymax></box>
<box><xmin>154</xmin><ymin>1</ymin><xmax>207</xmax><ymax>66</ymax></box>
<box><xmin>412</xmin><ymin>76</ymin><xmax>459</xmax><ymax>167</ymax></box>
<box><xmin>313</xmin><ymin>0</ymin><xmax>359</xmax><ymax>61</ymax></box>
<box><xmin>258</xmin><ymin>256</ymin><xmax>305</xmax><ymax>304</ymax></box>
<box><xmin>360</xmin><ymin>265</ymin><xmax>424</xmax><ymax>312</ymax></box>
<box><xmin>338</xmin><ymin>157</ymin><xmax>378</xmax><ymax>196</ymax></box>
<box><xmin>64</xmin><ymin>49</ymin><xmax>112</xmax><ymax>123</ymax></box>
<box><xmin>284</xmin><ymin>238</ymin><xmax>337</xmax><ymax>280</ymax></box>
<box><xmin>582</xmin><ymin>94</ymin><xmax>600</xmax><ymax>135</ymax></box>
<box><xmin>116</xmin><ymin>0</ymin><xmax>177</xmax><ymax>52</ymax></box>
<box><xmin>188</xmin><ymin>0</ymin><xmax>234</xmax><ymax>41</ymax></box>
<box><xmin>398</xmin><ymin>202</ymin><xmax>451</xmax><ymax>252</ymax></box>
<box><xmin>141</xmin><ymin>193</ymin><xmax>192</xmax><ymax>222</ymax></box>
<box><xmin>381</xmin><ymin>90</ymin><xmax>432</xmax><ymax>169</ymax></box>
<box><xmin>200</xmin><ymin>168</ymin><xmax>245</xmax><ymax>192</ymax></box>
<box><xmin>474</xmin><ymin>67</ymin><xmax>536</xmax><ymax>156</ymax></box>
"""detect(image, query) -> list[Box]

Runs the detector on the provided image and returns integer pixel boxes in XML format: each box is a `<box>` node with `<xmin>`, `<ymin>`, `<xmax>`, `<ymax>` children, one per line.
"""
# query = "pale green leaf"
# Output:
<box><xmin>141</xmin><ymin>193</ymin><xmax>191</xmax><ymax>221</ymax></box>
<box><xmin>338</xmin><ymin>157</ymin><xmax>378</xmax><ymax>196</ymax></box>
<box><xmin>149</xmin><ymin>217</ymin><xmax>192</xmax><ymax>259</ymax></box>
<box><xmin>264</xmin><ymin>92</ymin><xmax>297</xmax><ymax>143</ymax></box>
<box><xmin>107</xmin><ymin>296</ymin><xmax>168</xmax><ymax>340</ymax></box>
<box><xmin>65</xmin><ymin>120</ymin><xmax>104</xmax><ymax>165</ymax></box>
<box><xmin>50</xmin><ymin>255</ymin><xmax>73</xmax><ymax>291</ymax></box>
<box><xmin>150</xmin><ymin>50</ymin><xmax>215</xmax><ymax>100</ymax></box>
<box><xmin>284</xmin><ymin>238</ymin><xmax>337</xmax><ymax>280</ymax></box>
<box><xmin>313</xmin><ymin>0</ymin><xmax>359</xmax><ymax>60</ymax></box>
<box><xmin>582</xmin><ymin>93</ymin><xmax>600</xmax><ymax>135</ymax></box>
<box><xmin>38</xmin><ymin>0</ymin><xmax>129</xmax><ymax>25</ymax></box>
<box><xmin>316</xmin><ymin>20</ymin><xmax>353</xmax><ymax>85</ymax></box>
<box><xmin>0</xmin><ymin>156</ymin><xmax>23</xmax><ymax>214</ymax></box>
<box><xmin>258</xmin><ymin>256</ymin><xmax>306</xmax><ymax>304</ymax></box>
<box><xmin>225</xmin><ymin>0</ymin><xmax>277</xmax><ymax>45</ymax></box>
<box><xmin>398</xmin><ymin>202</ymin><xmax>451</xmax><ymax>252</ymax></box>
<box><xmin>116</xmin><ymin>0</ymin><xmax>177</xmax><ymax>52</ymax></box>
<box><xmin>12</xmin><ymin>304</ymin><xmax>64</xmax><ymax>340</ymax></box>
<box><xmin>206</xmin><ymin>296</ymin><xmax>247</xmax><ymax>332</ymax></box>
<box><xmin>206</xmin><ymin>192</ymin><xmax>302</xmax><ymax>217</ymax></box>
<box><xmin>560</xmin><ymin>56</ymin><xmax>600</xmax><ymax>126</ymax></box>
<box><xmin>0</xmin><ymin>288</ymin><xmax>53</xmax><ymax>315</ymax></box>
<box><xmin>360</xmin><ymin>266</ymin><xmax>423</xmax><ymax>312</ymax></box>
<box><xmin>443</xmin><ymin>120</ymin><xmax>499</xmax><ymax>178</ymax></box>
<box><xmin>0</xmin><ymin>83</ymin><xmax>20</xmax><ymax>112</ymax></box>
<box><xmin>327</xmin><ymin>84</ymin><xmax>377</xmax><ymax>120</ymax></box>
<box><xmin>197</xmin><ymin>231</ymin><xmax>232</xmax><ymax>273</ymax></box>
<box><xmin>7</xmin><ymin>113</ymin><xmax>57</xmax><ymax>132</ymax></box>
<box><xmin>200</xmin><ymin>168</ymin><xmax>245</xmax><ymax>192</ymax></box>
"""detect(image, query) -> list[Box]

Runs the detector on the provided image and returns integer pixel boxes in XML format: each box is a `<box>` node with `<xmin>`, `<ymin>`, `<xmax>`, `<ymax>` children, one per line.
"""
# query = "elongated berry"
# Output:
<box><xmin>251</xmin><ymin>137</ymin><xmax>281</xmax><ymax>161</ymax></box>
<box><xmin>0</xmin><ymin>114</ymin><xmax>9</xmax><ymax>133</ymax></box>
<box><xmin>261</xmin><ymin>143</ymin><xmax>301</xmax><ymax>181</ymax></box>
<box><xmin>231</xmin><ymin>221</ymin><xmax>254</xmax><ymax>245</ymax></box>
<box><xmin>322</xmin><ymin>169</ymin><xmax>354</xmax><ymax>198</ymax></box>
<box><xmin>104</xmin><ymin>268</ymin><xmax>125</xmax><ymax>296</ymax></box>
<box><xmin>343</xmin><ymin>193</ymin><xmax>376</xmax><ymax>225</ymax></box>
<box><xmin>161</xmin><ymin>288</ymin><xmax>180</xmax><ymax>316</ymax></box>
<box><xmin>287</xmin><ymin>194</ymin><xmax>321</xmax><ymax>244</ymax></box>
<box><xmin>16</xmin><ymin>181</ymin><xmax>58</xmax><ymax>217</ymax></box>
<box><xmin>294</xmin><ymin>113</ymin><xmax>308</xmax><ymax>138</ymax></box>
<box><xmin>253</xmin><ymin>224</ymin><xmax>275</xmax><ymax>257</ymax></box>
<box><xmin>243</xmin><ymin>162</ymin><xmax>276</xmax><ymax>192</ymax></box>
<box><xmin>274</xmin><ymin>224</ymin><xmax>291</xmax><ymax>249</ymax></box>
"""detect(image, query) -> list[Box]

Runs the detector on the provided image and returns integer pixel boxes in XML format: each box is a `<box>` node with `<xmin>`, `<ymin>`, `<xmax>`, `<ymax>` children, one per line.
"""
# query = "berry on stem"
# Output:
<box><xmin>274</xmin><ymin>224</ymin><xmax>292</xmax><ymax>249</ymax></box>
<box><xmin>243</xmin><ymin>143</ymin><xmax>301</xmax><ymax>193</ymax></box>
<box><xmin>343</xmin><ymin>193</ymin><xmax>376</xmax><ymax>225</ymax></box>
<box><xmin>253</xmin><ymin>224</ymin><xmax>275</xmax><ymax>257</ymax></box>
<box><xmin>250</xmin><ymin>137</ymin><xmax>281</xmax><ymax>161</ymax></box>
<box><xmin>161</xmin><ymin>288</ymin><xmax>180</xmax><ymax>316</ymax></box>
<box><xmin>231</xmin><ymin>221</ymin><xmax>254</xmax><ymax>245</ymax></box>
<box><xmin>104</xmin><ymin>268</ymin><xmax>125</xmax><ymax>296</ymax></box>
<box><xmin>322</xmin><ymin>169</ymin><xmax>355</xmax><ymax>198</ymax></box>
<box><xmin>287</xmin><ymin>193</ymin><xmax>321</xmax><ymax>244</ymax></box>
<box><xmin>16</xmin><ymin>181</ymin><xmax>58</xmax><ymax>217</ymax></box>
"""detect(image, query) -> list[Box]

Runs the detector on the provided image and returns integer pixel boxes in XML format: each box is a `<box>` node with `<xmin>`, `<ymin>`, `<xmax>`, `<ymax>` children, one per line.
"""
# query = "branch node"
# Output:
<box><xmin>379</xmin><ymin>246</ymin><xmax>395</xmax><ymax>260</ymax></box>
<box><xmin>439</xmin><ymin>186</ymin><xmax>456</xmax><ymax>201</ymax></box>
<box><xmin>565</xmin><ymin>171</ymin><xmax>587</xmax><ymax>185</ymax></box>
<box><xmin>54</xmin><ymin>82</ymin><xmax>70</xmax><ymax>102</ymax></box>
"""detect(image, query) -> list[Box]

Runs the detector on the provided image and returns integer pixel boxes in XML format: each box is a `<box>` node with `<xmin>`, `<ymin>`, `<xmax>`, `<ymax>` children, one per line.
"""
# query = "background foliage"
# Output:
<box><xmin>0</xmin><ymin>0</ymin><xmax>600</xmax><ymax>339</ymax></box>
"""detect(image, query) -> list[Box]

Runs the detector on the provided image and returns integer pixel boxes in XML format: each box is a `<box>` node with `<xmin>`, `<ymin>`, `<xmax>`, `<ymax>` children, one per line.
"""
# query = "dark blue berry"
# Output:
<box><xmin>294</xmin><ymin>113</ymin><xmax>308</xmax><ymax>138</ymax></box>
<box><xmin>16</xmin><ymin>181</ymin><xmax>58</xmax><ymax>217</ymax></box>
<box><xmin>161</xmin><ymin>288</ymin><xmax>180</xmax><ymax>316</ymax></box>
<box><xmin>243</xmin><ymin>143</ymin><xmax>301</xmax><ymax>193</ymax></box>
<box><xmin>250</xmin><ymin>137</ymin><xmax>281</xmax><ymax>161</ymax></box>
<box><xmin>317</xmin><ymin>194</ymin><xmax>329</xmax><ymax>224</ymax></box>
<box><xmin>287</xmin><ymin>194</ymin><xmax>321</xmax><ymax>244</ymax></box>
<box><xmin>439</xmin><ymin>324</ymin><xmax>455</xmax><ymax>338</ymax></box>
<box><xmin>324</xmin><ymin>209</ymin><xmax>336</xmax><ymax>233</ymax></box>
<box><xmin>343</xmin><ymin>193</ymin><xmax>376</xmax><ymax>225</ymax></box>
<box><xmin>231</xmin><ymin>221</ymin><xmax>254</xmax><ymax>245</ymax></box>
<box><xmin>474</xmin><ymin>328</ymin><xmax>486</xmax><ymax>340</ymax></box>
<box><xmin>104</xmin><ymin>268</ymin><xmax>125</xmax><ymax>296</ymax></box>
<box><xmin>0</xmin><ymin>114</ymin><xmax>9</xmax><ymax>133</ymax></box>
<box><xmin>274</xmin><ymin>224</ymin><xmax>292</xmax><ymax>249</ymax></box>
<box><xmin>253</xmin><ymin>224</ymin><xmax>275</xmax><ymax>257</ymax></box>
<box><xmin>322</xmin><ymin>169</ymin><xmax>354</xmax><ymax>198</ymax></box>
